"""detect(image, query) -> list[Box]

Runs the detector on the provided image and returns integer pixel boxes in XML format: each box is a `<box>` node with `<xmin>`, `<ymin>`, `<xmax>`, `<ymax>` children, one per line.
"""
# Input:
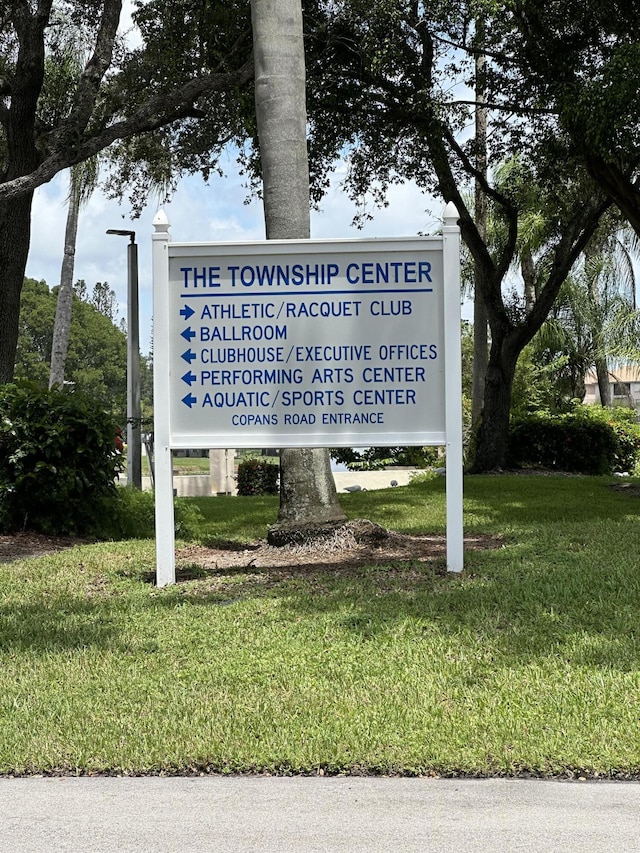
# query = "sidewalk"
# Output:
<box><xmin>2</xmin><ymin>776</ymin><xmax>639</xmax><ymax>852</ymax></box>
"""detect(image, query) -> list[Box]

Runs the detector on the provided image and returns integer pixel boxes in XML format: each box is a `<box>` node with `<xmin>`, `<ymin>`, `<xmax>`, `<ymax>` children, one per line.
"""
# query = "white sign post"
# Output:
<box><xmin>152</xmin><ymin>205</ymin><xmax>463</xmax><ymax>586</ymax></box>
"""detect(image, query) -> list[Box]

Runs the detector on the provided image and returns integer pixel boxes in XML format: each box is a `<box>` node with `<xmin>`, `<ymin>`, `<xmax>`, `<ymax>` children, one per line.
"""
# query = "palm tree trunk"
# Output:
<box><xmin>595</xmin><ymin>356</ymin><xmax>612</xmax><ymax>406</ymax></box>
<box><xmin>250</xmin><ymin>0</ymin><xmax>346</xmax><ymax>538</ymax></box>
<box><xmin>49</xmin><ymin>174</ymin><xmax>81</xmax><ymax>388</ymax></box>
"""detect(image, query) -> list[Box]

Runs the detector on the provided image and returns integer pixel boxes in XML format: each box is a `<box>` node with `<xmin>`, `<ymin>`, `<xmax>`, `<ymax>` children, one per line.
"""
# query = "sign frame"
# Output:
<box><xmin>152</xmin><ymin>204</ymin><xmax>463</xmax><ymax>585</ymax></box>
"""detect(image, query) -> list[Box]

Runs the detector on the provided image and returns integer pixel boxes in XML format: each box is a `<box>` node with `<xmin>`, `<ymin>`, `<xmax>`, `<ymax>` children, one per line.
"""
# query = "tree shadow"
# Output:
<box><xmin>4</xmin><ymin>476</ymin><xmax>637</xmax><ymax>669</ymax></box>
<box><xmin>0</xmin><ymin>595</ymin><xmax>121</xmax><ymax>652</ymax></box>
<box><xmin>155</xmin><ymin>521</ymin><xmax>640</xmax><ymax>674</ymax></box>
<box><xmin>462</xmin><ymin>474</ymin><xmax>639</xmax><ymax>527</ymax></box>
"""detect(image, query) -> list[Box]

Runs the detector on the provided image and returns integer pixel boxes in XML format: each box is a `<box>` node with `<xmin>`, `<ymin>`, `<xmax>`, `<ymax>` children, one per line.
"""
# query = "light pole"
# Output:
<box><xmin>107</xmin><ymin>228</ymin><xmax>142</xmax><ymax>490</ymax></box>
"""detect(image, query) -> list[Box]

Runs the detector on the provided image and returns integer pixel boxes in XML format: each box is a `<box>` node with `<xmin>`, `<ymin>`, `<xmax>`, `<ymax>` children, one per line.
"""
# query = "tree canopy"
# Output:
<box><xmin>5</xmin><ymin>0</ymin><xmax>640</xmax><ymax>469</ymax></box>
<box><xmin>500</xmin><ymin>0</ymin><xmax>640</xmax><ymax>236</ymax></box>
<box><xmin>0</xmin><ymin>0</ymin><xmax>253</xmax><ymax>203</ymax></box>
<box><xmin>0</xmin><ymin>0</ymin><xmax>253</xmax><ymax>381</ymax></box>
<box><xmin>294</xmin><ymin>0</ymin><xmax>612</xmax><ymax>468</ymax></box>
<box><xmin>15</xmin><ymin>276</ymin><xmax>152</xmax><ymax>418</ymax></box>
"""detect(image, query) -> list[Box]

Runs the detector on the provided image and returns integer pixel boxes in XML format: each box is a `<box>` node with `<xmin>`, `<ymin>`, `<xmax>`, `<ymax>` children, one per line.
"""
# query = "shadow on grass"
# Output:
<box><xmin>189</xmin><ymin>495</ymin><xmax>279</xmax><ymax>544</ymax></box>
<box><xmin>0</xmin><ymin>595</ymin><xmax>121</xmax><ymax>652</ymax></box>
<box><xmin>186</xmin><ymin>476</ymin><xmax>639</xmax><ymax>540</ymax></box>
<box><xmin>4</xmin><ymin>477</ymin><xmax>639</xmax><ymax>668</ymax></box>
<box><xmin>156</xmin><ymin>478</ymin><xmax>640</xmax><ymax>673</ymax></box>
<box><xmin>4</xmin><ymin>541</ymin><xmax>640</xmax><ymax>674</ymax></box>
<box><xmin>461</xmin><ymin>474</ymin><xmax>640</xmax><ymax>528</ymax></box>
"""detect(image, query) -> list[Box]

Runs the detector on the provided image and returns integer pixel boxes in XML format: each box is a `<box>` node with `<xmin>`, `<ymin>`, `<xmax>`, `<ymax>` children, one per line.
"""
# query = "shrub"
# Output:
<box><xmin>508</xmin><ymin>406</ymin><xmax>640</xmax><ymax>475</ymax></box>
<box><xmin>582</xmin><ymin>406</ymin><xmax>640</xmax><ymax>473</ymax></box>
<box><xmin>236</xmin><ymin>457</ymin><xmax>279</xmax><ymax>496</ymax></box>
<box><xmin>0</xmin><ymin>383</ymin><xmax>123</xmax><ymax>535</ymax></box>
<box><xmin>99</xmin><ymin>487</ymin><xmax>203</xmax><ymax>540</ymax></box>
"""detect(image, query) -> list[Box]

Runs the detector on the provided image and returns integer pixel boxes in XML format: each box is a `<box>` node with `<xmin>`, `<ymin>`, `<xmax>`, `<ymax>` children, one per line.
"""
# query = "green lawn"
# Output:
<box><xmin>1</xmin><ymin>474</ymin><xmax>639</xmax><ymax>777</ymax></box>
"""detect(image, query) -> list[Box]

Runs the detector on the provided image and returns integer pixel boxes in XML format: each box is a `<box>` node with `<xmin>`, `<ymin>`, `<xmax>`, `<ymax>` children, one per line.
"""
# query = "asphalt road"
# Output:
<box><xmin>2</xmin><ymin>776</ymin><xmax>639</xmax><ymax>852</ymax></box>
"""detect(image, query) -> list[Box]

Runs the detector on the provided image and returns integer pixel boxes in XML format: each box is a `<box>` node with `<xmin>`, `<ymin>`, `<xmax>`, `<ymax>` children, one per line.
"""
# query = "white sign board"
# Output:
<box><xmin>166</xmin><ymin>240</ymin><xmax>445</xmax><ymax>448</ymax></box>
<box><xmin>152</xmin><ymin>205</ymin><xmax>463</xmax><ymax>585</ymax></box>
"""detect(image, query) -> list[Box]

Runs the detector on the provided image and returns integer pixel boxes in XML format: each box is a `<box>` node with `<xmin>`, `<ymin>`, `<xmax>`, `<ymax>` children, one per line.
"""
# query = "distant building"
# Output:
<box><xmin>584</xmin><ymin>365</ymin><xmax>640</xmax><ymax>408</ymax></box>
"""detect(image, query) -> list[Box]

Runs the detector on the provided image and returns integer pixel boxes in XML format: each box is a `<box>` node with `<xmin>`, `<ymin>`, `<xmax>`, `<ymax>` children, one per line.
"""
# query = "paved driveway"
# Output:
<box><xmin>2</xmin><ymin>776</ymin><xmax>639</xmax><ymax>852</ymax></box>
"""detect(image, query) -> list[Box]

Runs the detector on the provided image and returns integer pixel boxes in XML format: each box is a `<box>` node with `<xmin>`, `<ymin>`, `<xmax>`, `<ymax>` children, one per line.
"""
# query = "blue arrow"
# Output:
<box><xmin>181</xmin><ymin>349</ymin><xmax>196</xmax><ymax>364</ymax></box>
<box><xmin>182</xmin><ymin>371</ymin><xmax>197</xmax><ymax>386</ymax></box>
<box><xmin>181</xmin><ymin>326</ymin><xmax>196</xmax><ymax>342</ymax></box>
<box><xmin>182</xmin><ymin>393</ymin><xmax>197</xmax><ymax>408</ymax></box>
<box><xmin>180</xmin><ymin>304</ymin><xmax>195</xmax><ymax>321</ymax></box>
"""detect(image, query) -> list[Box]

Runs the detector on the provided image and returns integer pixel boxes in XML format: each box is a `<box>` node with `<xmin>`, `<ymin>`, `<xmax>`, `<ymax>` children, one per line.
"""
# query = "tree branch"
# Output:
<box><xmin>432</xmin><ymin>32</ymin><xmax>520</xmax><ymax>66</ymax></box>
<box><xmin>584</xmin><ymin>153</ymin><xmax>640</xmax><ymax>239</ymax></box>
<box><xmin>66</xmin><ymin>0</ymin><xmax>123</xmax><ymax>136</ymax></box>
<box><xmin>0</xmin><ymin>60</ymin><xmax>254</xmax><ymax>202</ymax></box>
<box><xmin>453</xmin><ymin>99</ymin><xmax>555</xmax><ymax>116</ymax></box>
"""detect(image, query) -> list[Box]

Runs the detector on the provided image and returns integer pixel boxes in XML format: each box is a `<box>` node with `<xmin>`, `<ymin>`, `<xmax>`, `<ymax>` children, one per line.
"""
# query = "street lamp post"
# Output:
<box><xmin>107</xmin><ymin>228</ymin><xmax>142</xmax><ymax>489</ymax></box>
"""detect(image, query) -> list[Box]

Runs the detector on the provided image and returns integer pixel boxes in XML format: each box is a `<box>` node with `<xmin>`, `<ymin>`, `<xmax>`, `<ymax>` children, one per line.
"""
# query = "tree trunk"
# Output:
<box><xmin>0</xmin><ymin>195</ymin><xmax>34</xmax><ymax>383</ymax></box>
<box><xmin>595</xmin><ymin>357</ymin><xmax>611</xmax><ymax>406</ymax></box>
<box><xmin>471</xmin><ymin>333</ymin><xmax>519</xmax><ymax>472</ymax></box>
<box><xmin>250</xmin><ymin>0</ymin><xmax>346</xmax><ymax>539</ymax></box>
<box><xmin>49</xmin><ymin>176</ymin><xmax>81</xmax><ymax>388</ymax></box>
<box><xmin>275</xmin><ymin>447</ymin><xmax>345</xmax><ymax>526</ymax></box>
<box><xmin>471</xmin><ymin>21</ymin><xmax>488</xmax><ymax>429</ymax></box>
<box><xmin>472</xmin><ymin>293</ymin><xmax>489</xmax><ymax>427</ymax></box>
<box><xmin>0</xmin><ymin>0</ymin><xmax>46</xmax><ymax>382</ymax></box>
<box><xmin>521</xmin><ymin>247</ymin><xmax>537</xmax><ymax>312</ymax></box>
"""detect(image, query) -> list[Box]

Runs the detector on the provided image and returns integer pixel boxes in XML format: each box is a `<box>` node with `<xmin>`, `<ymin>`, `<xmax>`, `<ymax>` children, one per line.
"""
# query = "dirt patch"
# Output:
<box><xmin>0</xmin><ymin>520</ymin><xmax>500</xmax><ymax>574</ymax></box>
<box><xmin>0</xmin><ymin>533</ymin><xmax>83</xmax><ymax>564</ymax></box>
<box><xmin>608</xmin><ymin>482</ymin><xmax>640</xmax><ymax>497</ymax></box>
<box><xmin>175</xmin><ymin>520</ymin><xmax>499</xmax><ymax>579</ymax></box>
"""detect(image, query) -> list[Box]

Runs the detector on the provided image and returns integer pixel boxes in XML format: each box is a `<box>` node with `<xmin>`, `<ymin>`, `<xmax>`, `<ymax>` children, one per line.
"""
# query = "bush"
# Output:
<box><xmin>582</xmin><ymin>406</ymin><xmax>640</xmax><ymax>473</ymax></box>
<box><xmin>99</xmin><ymin>487</ymin><xmax>203</xmax><ymax>540</ymax></box>
<box><xmin>0</xmin><ymin>383</ymin><xmax>123</xmax><ymax>535</ymax></box>
<box><xmin>236</xmin><ymin>457</ymin><xmax>279</xmax><ymax>496</ymax></box>
<box><xmin>508</xmin><ymin>406</ymin><xmax>640</xmax><ymax>475</ymax></box>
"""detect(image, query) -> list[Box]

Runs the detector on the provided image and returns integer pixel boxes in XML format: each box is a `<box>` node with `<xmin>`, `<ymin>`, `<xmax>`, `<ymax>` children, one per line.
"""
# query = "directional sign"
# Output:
<box><xmin>162</xmin><ymin>238</ymin><xmax>451</xmax><ymax>449</ymax></box>
<box><xmin>151</xmin><ymin>208</ymin><xmax>463</xmax><ymax>586</ymax></box>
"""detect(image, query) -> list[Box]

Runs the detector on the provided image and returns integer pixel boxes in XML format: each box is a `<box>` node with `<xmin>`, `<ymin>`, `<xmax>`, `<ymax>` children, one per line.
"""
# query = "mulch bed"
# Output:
<box><xmin>0</xmin><ymin>533</ymin><xmax>83</xmax><ymax>564</ymax></box>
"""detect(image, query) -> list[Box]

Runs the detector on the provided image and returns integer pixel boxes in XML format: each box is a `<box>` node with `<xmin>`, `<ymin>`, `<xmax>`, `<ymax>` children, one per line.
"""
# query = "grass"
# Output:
<box><xmin>1</xmin><ymin>474</ymin><xmax>640</xmax><ymax>777</ymax></box>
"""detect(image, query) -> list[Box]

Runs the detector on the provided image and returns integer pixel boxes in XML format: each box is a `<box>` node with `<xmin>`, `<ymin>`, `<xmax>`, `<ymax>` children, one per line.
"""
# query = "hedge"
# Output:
<box><xmin>508</xmin><ymin>407</ymin><xmax>640</xmax><ymax>475</ymax></box>
<box><xmin>236</xmin><ymin>457</ymin><xmax>279</xmax><ymax>496</ymax></box>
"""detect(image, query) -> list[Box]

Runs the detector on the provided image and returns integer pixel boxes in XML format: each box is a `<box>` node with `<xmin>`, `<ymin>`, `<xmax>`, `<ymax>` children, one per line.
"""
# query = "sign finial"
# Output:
<box><xmin>153</xmin><ymin>208</ymin><xmax>170</xmax><ymax>233</ymax></box>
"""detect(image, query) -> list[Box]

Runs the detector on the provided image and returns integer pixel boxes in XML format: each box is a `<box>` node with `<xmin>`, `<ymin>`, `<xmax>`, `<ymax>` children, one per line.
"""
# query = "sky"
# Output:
<box><xmin>25</xmin><ymin>164</ymin><xmax>447</xmax><ymax>356</ymax></box>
